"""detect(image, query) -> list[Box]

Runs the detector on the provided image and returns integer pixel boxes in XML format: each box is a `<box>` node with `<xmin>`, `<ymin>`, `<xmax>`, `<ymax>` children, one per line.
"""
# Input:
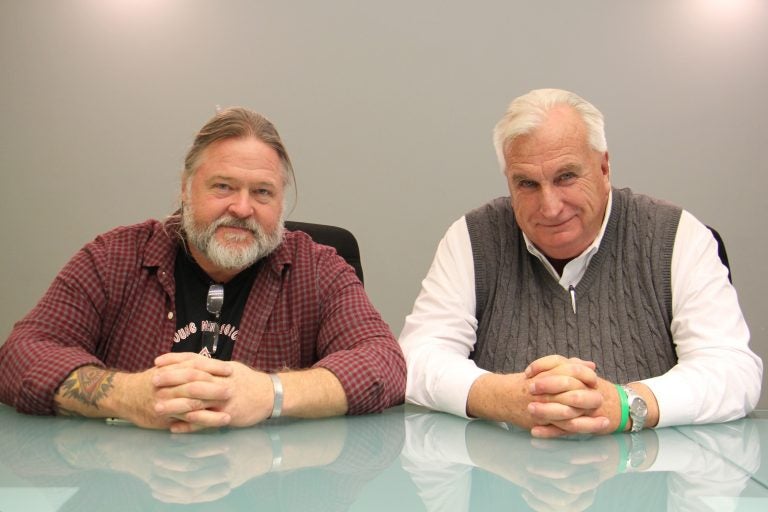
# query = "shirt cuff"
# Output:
<box><xmin>314</xmin><ymin>347</ymin><xmax>405</xmax><ymax>415</ymax></box>
<box><xmin>640</xmin><ymin>373</ymin><xmax>697</xmax><ymax>428</ymax></box>
<box><xmin>406</xmin><ymin>352</ymin><xmax>489</xmax><ymax>419</ymax></box>
<box><xmin>19</xmin><ymin>350</ymin><xmax>104</xmax><ymax>415</ymax></box>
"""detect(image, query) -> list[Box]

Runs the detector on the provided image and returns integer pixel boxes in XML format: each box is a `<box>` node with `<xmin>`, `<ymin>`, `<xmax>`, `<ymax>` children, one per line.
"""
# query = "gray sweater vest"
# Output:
<box><xmin>465</xmin><ymin>188</ymin><xmax>681</xmax><ymax>383</ymax></box>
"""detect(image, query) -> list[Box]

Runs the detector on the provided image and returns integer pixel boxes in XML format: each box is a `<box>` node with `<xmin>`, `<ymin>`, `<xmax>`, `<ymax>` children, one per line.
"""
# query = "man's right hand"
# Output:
<box><xmin>54</xmin><ymin>365</ymin><xmax>167</xmax><ymax>429</ymax></box>
<box><xmin>53</xmin><ymin>359</ymin><xmax>235</xmax><ymax>430</ymax></box>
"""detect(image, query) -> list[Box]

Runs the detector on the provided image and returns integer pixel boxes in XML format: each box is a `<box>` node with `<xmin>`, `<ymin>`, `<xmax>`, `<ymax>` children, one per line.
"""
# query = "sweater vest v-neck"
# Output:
<box><xmin>466</xmin><ymin>187</ymin><xmax>681</xmax><ymax>383</ymax></box>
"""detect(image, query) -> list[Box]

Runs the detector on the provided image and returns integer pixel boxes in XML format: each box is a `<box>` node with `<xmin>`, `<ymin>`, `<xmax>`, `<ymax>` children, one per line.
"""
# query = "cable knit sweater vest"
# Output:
<box><xmin>466</xmin><ymin>187</ymin><xmax>681</xmax><ymax>383</ymax></box>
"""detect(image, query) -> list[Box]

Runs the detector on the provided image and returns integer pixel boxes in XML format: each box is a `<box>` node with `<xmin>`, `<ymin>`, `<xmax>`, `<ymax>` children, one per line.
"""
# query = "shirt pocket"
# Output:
<box><xmin>256</xmin><ymin>327</ymin><xmax>300</xmax><ymax>372</ymax></box>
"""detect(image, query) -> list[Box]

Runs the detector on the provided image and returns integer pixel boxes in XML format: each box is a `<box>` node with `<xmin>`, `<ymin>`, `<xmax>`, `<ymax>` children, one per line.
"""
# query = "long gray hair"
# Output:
<box><xmin>183</xmin><ymin>107</ymin><xmax>295</xmax><ymax>187</ymax></box>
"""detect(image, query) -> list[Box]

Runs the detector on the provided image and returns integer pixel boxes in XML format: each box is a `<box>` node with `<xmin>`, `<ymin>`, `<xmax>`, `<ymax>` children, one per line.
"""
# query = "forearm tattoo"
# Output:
<box><xmin>56</xmin><ymin>366</ymin><xmax>116</xmax><ymax>414</ymax></box>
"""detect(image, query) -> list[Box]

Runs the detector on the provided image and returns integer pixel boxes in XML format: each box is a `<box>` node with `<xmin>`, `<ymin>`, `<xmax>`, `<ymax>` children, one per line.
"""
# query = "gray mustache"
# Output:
<box><xmin>212</xmin><ymin>216</ymin><xmax>260</xmax><ymax>234</ymax></box>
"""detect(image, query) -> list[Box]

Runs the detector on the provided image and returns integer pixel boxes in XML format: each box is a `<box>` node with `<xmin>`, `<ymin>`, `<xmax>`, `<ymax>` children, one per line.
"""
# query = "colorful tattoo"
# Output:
<box><xmin>56</xmin><ymin>367</ymin><xmax>115</xmax><ymax>413</ymax></box>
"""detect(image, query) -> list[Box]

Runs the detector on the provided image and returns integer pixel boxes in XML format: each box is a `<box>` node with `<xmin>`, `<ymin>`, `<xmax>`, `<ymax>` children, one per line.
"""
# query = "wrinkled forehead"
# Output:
<box><xmin>185</xmin><ymin>136</ymin><xmax>291</xmax><ymax>186</ymax></box>
<box><xmin>505</xmin><ymin>106</ymin><xmax>588</xmax><ymax>156</ymax></box>
<box><xmin>507</xmin><ymin>123</ymin><xmax>592</xmax><ymax>168</ymax></box>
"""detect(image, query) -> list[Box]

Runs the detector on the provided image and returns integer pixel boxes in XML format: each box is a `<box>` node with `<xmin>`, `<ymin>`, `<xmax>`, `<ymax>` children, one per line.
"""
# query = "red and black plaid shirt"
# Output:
<box><xmin>0</xmin><ymin>219</ymin><xmax>405</xmax><ymax>415</ymax></box>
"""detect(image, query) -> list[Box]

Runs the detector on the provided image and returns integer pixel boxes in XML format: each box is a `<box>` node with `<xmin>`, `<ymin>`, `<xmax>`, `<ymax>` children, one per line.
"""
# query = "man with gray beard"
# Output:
<box><xmin>0</xmin><ymin>108</ymin><xmax>405</xmax><ymax>432</ymax></box>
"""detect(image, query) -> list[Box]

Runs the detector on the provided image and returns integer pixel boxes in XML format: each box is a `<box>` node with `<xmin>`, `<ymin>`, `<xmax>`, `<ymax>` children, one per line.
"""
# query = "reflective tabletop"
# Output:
<box><xmin>1</xmin><ymin>404</ymin><xmax>766</xmax><ymax>511</ymax></box>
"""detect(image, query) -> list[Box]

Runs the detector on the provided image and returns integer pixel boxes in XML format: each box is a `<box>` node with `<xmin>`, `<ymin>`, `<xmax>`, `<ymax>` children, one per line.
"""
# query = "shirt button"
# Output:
<box><xmin>168</xmin><ymin>312</ymin><xmax>174</xmax><ymax>320</ymax></box>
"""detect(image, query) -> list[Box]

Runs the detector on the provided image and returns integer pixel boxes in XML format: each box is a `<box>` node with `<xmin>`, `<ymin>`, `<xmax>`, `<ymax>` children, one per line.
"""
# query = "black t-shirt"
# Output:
<box><xmin>172</xmin><ymin>249</ymin><xmax>262</xmax><ymax>360</ymax></box>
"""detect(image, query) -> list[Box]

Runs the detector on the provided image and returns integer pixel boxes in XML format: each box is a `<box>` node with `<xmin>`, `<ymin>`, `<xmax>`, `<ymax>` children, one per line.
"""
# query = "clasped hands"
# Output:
<box><xmin>523</xmin><ymin>355</ymin><xmax>618</xmax><ymax>438</ymax></box>
<box><xmin>125</xmin><ymin>352</ymin><xmax>274</xmax><ymax>433</ymax></box>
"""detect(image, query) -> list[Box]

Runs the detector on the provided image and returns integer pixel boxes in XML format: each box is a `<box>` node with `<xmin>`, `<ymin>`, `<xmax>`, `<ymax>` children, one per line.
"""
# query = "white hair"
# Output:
<box><xmin>492</xmin><ymin>88</ymin><xmax>607</xmax><ymax>172</ymax></box>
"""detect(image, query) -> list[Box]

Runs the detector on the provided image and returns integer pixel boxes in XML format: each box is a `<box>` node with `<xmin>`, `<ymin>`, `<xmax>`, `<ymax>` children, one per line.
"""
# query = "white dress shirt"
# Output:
<box><xmin>399</xmin><ymin>193</ymin><xmax>762</xmax><ymax>427</ymax></box>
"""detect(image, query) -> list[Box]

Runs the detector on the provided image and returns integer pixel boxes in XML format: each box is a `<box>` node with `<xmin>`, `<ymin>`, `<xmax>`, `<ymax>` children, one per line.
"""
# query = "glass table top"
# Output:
<box><xmin>1</xmin><ymin>404</ymin><xmax>766</xmax><ymax>511</ymax></box>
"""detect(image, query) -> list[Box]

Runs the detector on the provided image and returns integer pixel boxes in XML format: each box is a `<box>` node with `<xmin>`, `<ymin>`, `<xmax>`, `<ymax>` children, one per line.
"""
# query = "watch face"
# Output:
<box><xmin>630</xmin><ymin>397</ymin><xmax>647</xmax><ymax>417</ymax></box>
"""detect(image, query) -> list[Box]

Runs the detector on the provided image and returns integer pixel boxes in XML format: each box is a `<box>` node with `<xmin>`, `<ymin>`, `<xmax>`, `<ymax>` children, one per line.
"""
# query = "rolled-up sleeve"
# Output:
<box><xmin>312</xmin><ymin>248</ymin><xmax>406</xmax><ymax>414</ymax></box>
<box><xmin>0</xmin><ymin>246</ymin><xmax>108</xmax><ymax>414</ymax></box>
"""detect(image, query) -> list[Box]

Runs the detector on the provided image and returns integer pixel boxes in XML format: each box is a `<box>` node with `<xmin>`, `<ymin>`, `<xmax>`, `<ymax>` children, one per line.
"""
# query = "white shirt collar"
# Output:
<box><xmin>522</xmin><ymin>189</ymin><xmax>613</xmax><ymax>289</ymax></box>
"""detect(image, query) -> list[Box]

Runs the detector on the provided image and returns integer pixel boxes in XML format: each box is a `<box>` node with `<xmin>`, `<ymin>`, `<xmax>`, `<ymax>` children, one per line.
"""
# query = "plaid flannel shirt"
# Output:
<box><xmin>0</xmin><ymin>219</ymin><xmax>405</xmax><ymax>415</ymax></box>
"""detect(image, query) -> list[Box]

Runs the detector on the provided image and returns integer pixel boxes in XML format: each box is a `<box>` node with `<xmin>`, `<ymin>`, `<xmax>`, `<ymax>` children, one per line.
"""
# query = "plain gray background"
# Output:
<box><xmin>1</xmin><ymin>0</ymin><xmax>766</xmax><ymax>408</ymax></box>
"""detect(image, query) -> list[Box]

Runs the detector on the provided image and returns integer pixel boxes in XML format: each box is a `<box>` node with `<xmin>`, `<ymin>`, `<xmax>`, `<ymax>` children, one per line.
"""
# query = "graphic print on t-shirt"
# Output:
<box><xmin>172</xmin><ymin>320</ymin><xmax>240</xmax><ymax>355</ymax></box>
<box><xmin>171</xmin><ymin>248</ymin><xmax>260</xmax><ymax>360</ymax></box>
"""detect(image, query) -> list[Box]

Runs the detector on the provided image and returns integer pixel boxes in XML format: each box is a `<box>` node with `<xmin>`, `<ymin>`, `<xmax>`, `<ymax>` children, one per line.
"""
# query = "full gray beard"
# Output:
<box><xmin>181</xmin><ymin>205</ymin><xmax>284</xmax><ymax>271</ymax></box>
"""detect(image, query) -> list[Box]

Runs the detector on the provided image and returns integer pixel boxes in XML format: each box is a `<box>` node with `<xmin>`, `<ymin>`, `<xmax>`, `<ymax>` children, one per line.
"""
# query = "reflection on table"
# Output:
<box><xmin>401</xmin><ymin>408</ymin><xmax>767</xmax><ymax>512</ymax></box>
<box><xmin>1</xmin><ymin>405</ymin><xmax>766</xmax><ymax>511</ymax></box>
<box><xmin>0</xmin><ymin>405</ymin><xmax>405</xmax><ymax>511</ymax></box>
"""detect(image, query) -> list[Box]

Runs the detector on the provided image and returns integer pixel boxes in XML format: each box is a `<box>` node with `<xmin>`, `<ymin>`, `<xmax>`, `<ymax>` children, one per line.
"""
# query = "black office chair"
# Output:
<box><xmin>707</xmin><ymin>226</ymin><xmax>732</xmax><ymax>284</ymax></box>
<box><xmin>285</xmin><ymin>221</ymin><xmax>364</xmax><ymax>284</ymax></box>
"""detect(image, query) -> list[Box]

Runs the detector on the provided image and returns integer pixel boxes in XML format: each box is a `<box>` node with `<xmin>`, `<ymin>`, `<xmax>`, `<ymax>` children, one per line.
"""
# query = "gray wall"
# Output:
<box><xmin>1</xmin><ymin>0</ymin><xmax>766</xmax><ymax>408</ymax></box>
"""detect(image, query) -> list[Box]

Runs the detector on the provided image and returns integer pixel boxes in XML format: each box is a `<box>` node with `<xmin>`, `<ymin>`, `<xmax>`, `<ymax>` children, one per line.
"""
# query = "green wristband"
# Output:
<box><xmin>615</xmin><ymin>384</ymin><xmax>629</xmax><ymax>433</ymax></box>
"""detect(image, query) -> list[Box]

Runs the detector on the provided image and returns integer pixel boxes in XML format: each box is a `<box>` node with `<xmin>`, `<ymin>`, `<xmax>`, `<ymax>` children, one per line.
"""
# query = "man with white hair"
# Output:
<box><xmin>400</xmin><ymin>89</ymin><xmax>762</xmax><ymax>437</ymax></box>
<box><xmin>0</xmin><ymin>107</ymin><xmax>406</xmax><ymax>432</ymax></box>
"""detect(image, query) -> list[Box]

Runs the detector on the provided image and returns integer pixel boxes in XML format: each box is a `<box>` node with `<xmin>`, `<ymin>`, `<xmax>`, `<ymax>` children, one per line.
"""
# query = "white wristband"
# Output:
<box><xmin>269</xmin><ymin>373</ymin><xmax>283</xmax><ymax>418</ymax></box>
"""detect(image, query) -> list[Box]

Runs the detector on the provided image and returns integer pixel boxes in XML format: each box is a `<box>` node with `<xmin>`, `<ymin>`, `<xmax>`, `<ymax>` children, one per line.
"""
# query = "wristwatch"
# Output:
<box><xmin>621</xmin><ymin>385</ymin><xmax>648</xmax><ymax>432</ymax></box>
